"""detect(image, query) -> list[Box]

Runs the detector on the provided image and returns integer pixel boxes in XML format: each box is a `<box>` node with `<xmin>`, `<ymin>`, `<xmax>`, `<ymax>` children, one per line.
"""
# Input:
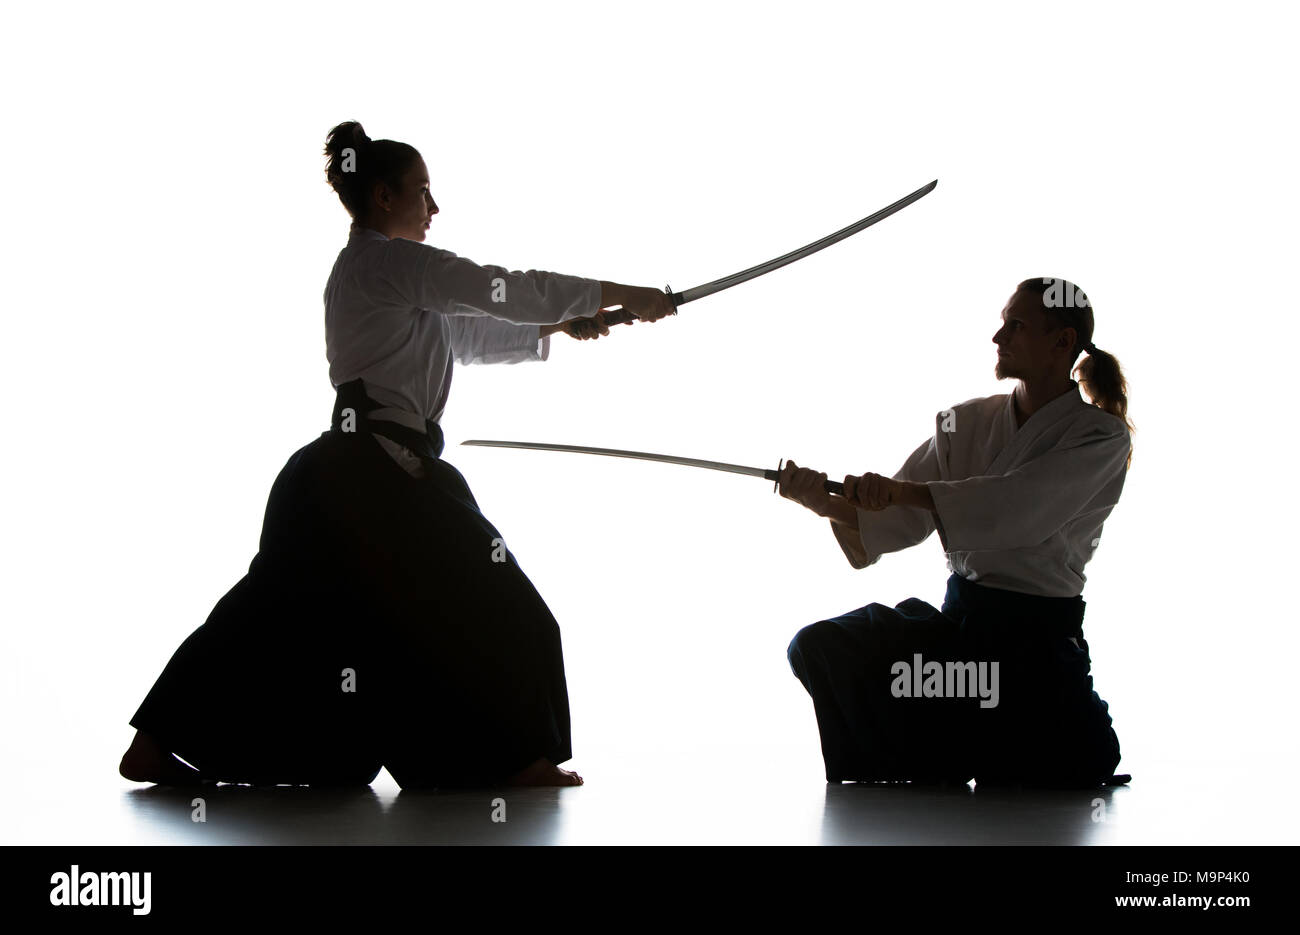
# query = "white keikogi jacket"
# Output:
<box><xmin>324</xmin><ymin>225</ymin><xmax>602</xmax><ymax>476</ymax></box>
<box><xmin>834</xmin><ymin>382</ymin><xmax>1132</xmax><ymax>598</ymax></box>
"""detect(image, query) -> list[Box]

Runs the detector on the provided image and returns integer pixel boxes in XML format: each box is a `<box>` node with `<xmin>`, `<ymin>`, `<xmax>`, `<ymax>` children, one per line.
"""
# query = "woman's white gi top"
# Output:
<box><xmin>324</xmin><ymin>225</ymin><xmax>602</xmax><ymax>476</ymax></box>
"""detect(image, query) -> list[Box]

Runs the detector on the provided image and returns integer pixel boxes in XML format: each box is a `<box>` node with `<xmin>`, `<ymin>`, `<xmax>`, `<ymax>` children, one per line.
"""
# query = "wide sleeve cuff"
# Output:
<box><xmin>855</xmin><ymin>504</ymin><xmax>938</xmax><ymax>567</ymax></box>
<box><xmin>450</xmin><ymin>317</ymin><xmax>548</xmax><ymax>365</ymax></box>
<box><xmin>831</xmin><ymin>516</ymin><xmax>873</xmax><ymax>569</ymax></box>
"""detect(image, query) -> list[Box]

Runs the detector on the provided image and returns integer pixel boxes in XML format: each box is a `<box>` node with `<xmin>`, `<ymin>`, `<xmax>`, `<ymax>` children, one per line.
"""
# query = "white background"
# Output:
<box><xmin>2</xmin><ymin>0</ymin><xmax>1296</xmax><ymax>842</ymax></box>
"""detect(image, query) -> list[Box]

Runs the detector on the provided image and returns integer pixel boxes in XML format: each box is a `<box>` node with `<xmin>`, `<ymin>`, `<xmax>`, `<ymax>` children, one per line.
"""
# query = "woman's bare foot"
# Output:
<box><xmin>118</xmin><ymin>730</ymin><xmax>204</xmax><ymax>785</ymax></box>
<box><xmin>505</xmin><ymin>757</ymin><xmax>584</xmax><ymax>787</ymax></box>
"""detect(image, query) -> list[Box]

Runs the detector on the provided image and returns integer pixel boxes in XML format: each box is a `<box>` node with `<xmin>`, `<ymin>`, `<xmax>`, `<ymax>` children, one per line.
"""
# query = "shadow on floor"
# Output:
<box><xmin>820</xmin><ymin>781</ymin><xmax>1123</xmax><ymax>845</ymax></box>
<box><xmin>121</xmin><ymin>778</ymin><xmax>1126</xmax><ymax>844</ymax></box>
<box><xmin>121</xmin><ymin>784</ymin><xmax>570</xmax><ymax>845</ymax></box>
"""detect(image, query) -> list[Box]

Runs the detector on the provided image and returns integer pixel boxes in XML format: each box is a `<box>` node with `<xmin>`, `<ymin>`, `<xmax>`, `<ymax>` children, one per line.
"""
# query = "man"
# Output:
<box><xmin>778</xmin><ymin>277</ymin><xmax>1134</xmax><ymax>788</ymax></box>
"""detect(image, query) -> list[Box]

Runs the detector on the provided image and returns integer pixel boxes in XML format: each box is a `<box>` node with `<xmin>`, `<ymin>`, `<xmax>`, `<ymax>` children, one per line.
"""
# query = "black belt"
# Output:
<box><xmin>942</xmin><ymin>573</ymin><xmax>1085</xmax><ymax>642</ymax></box>
<box><xmin>329</xmin><ymin>378</ymin><xmax>445</xmax><ymax>461</ymax></box>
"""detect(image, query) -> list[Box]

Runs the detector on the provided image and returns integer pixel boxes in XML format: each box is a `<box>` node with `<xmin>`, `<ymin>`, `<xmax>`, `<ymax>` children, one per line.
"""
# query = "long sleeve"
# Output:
<box><xmin>835</xmin><ymin>435</ymin><xmax>942</xmax><ymax>569</ymax></box>
<box><xmin>446</xmin><ymin>315</ymin><xmax>549</xmax><ymax>365</ymax></box>
<box><xmin>373</xmin><ymin>238</ymin><xmax>601</xmax><ymax>326</ymax></box>
<box><xmin>927</xmin><ymin>418</ymin><xmax>1131</xmax><ymax>551</ymax></box>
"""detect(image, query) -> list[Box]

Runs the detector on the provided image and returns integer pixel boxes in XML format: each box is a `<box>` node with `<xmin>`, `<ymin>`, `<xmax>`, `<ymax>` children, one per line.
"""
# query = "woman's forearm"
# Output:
<box><xmin>598</xmin><ymin>281</ymin><xmax>629</xmax><ymax>309</ymax></box>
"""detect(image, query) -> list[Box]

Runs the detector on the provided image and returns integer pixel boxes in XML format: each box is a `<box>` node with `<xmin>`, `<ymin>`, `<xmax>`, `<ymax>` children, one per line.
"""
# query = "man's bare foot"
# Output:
<box><xmin>118</xmin><ymin>730</ymin><xmax>204</xmax><ymax>785</ymax></box>
<box><xmin>505</xmin><ymin>757</ymin><xmax>584</xmax><ymax>787</ymax></box>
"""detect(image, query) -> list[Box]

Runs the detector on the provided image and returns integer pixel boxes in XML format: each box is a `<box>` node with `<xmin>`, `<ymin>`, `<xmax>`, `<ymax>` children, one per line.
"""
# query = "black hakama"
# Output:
<box><xmin>786</xmin><ymin>573</ymin><xmax>1121</xmax><ymax>787</ymax></box>
<box><xmin>129</xmin><ymin>380</ymin><xmax>572</xmax><ymax>787</ymax></box>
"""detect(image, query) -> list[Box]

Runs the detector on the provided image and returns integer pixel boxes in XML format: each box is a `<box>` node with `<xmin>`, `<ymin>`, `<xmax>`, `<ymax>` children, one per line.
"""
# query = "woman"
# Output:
<box><xmin>119</xmin><ymin>121</ymin><xmax>674</xmax><ymax>788</ymax></box>
<box><xmin>780</xmin><ymin>277</ymin><xmax>1134</xmax><ymax>787</ymax></box>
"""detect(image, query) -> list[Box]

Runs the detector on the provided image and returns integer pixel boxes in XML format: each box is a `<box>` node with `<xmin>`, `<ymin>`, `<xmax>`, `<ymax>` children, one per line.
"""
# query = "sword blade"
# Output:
<box><xmin>676</xmin><ymin>178</ymin><xmax>938</xmax><ymax>305</ymax></box>
<box><xmin>599</xmin><ymin>179</ymin><xmax>937</xmax><ymax>326</ymax></box>
<box><xmin>462</xmin><ymin>439</ymin><xmax>770</xmax><ymax>478</ymax></box>
<box><xmin>459</xmin><ymin>439</ymin><xmax>845</xmax><ymax>495</ymax></box>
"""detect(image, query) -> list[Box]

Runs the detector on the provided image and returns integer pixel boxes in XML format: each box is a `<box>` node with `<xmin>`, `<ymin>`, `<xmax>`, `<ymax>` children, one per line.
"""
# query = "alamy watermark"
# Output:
<box><xmin>50</xmin><ymin>866</ymin><xmax>151</xmax><ymax>915</ymax></box>
<box><xmin>890</xmin><ymin>653</ymin><xmax>1000</xmax><ymax>708</ymax></box>
<box><xmin>1042</xmin><ymin>277</ymin><xmax>1089</xmax><ymax>309</ymax></box>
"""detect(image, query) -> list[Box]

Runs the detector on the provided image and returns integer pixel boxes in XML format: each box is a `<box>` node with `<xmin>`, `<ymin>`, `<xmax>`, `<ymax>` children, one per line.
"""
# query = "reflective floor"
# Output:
<box><xmin>3</xmin><ymin>743</ymin><xmax>1290</xmax><ymax>845</ymax></box>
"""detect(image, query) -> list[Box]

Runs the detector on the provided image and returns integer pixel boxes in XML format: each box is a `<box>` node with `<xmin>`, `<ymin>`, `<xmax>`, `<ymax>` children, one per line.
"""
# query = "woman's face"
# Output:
<box><xmin>377</xmin><ymin>156</ymin><xmax>439</xmax><ymax>241</ymax></box>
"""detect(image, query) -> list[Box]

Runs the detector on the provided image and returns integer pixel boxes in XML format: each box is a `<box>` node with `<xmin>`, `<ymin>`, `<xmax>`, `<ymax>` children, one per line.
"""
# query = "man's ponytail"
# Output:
<box><xmin>1076</xmin><ymin>344</ymin><xmax>1134</xmax><ymax>466</ymax></box>
<box><xmin>1017</xmin><ymin>278</ymin><xmax>1136</xmax><ymax>467</ymax></box>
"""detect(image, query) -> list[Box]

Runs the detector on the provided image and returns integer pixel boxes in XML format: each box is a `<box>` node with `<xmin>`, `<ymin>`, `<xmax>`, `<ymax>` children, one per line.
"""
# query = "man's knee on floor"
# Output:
<box><xmin>786</xmin><ymin>621</ymin><xmax>817</xmax><ymax>659</ymax></box>
<box><xmin>787</xmin><ymin>619</ymin><xmax>838</xmax><ymax>671</ymax></box>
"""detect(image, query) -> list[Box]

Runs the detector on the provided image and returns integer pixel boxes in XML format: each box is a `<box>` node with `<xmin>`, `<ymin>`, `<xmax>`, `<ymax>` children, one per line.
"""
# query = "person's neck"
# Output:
<box><xmin>354</xmin><ymin>216</ymin><xmax>403</xmax><ymax>239</ymax></box>
<box><xmin>1012</xmin><ymin>374</ymin><xmax>1075</xmax><ymax>428</ymax></box>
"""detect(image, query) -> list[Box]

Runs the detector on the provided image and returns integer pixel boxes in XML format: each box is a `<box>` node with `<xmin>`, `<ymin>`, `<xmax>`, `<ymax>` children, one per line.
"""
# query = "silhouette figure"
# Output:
<box><xmin>120</xmin><ymin>121</ymin><xmax>675</xmax><ymax>789</ymax></box>
<box><xmin>780</xmin><ymin>278</ymin><xmax>1134</xmax><ymax>788</ymax></box>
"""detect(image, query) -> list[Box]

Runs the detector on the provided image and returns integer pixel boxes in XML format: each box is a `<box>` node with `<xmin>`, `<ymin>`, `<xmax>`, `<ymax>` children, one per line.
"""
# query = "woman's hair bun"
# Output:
<box><xmin>323</xmin><ymin>121</ymin><xmax>420</xmax><ymax>222</ymax></box>
<box><xmin>325</xmin><ymin>120</ymin><xmax>370</xmax><ymax>159</ymax></box>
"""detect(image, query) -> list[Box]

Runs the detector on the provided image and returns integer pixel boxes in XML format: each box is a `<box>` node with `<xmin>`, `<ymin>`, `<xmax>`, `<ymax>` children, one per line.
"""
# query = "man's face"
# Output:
<box><xmin>377</xmin><ymin>156</ymin><xmax>439</xmax><ymax>241</ymax></box>
<box><xmin>992</xmin><ymin>289</ymin><xmax>1070</xmax><ymax>381</ymax></box>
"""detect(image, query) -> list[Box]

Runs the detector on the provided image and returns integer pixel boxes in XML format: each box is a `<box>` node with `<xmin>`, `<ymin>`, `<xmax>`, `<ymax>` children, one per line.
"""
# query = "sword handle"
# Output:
<box><xmin>771</xmin><ymin>458</ymin><xmax>846</xmax><ymax>496</ymax></box>
<box><xmin>599</xmin><ymin>285</ymin><xmax>682</xmax><ymax>327</ymax></box>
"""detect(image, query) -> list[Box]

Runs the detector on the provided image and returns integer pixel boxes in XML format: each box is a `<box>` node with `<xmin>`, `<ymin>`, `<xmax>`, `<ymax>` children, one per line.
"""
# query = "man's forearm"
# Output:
<box><xmin>896</xmin><ymin>481</ymin><xmax>937</xmax><ymax>512</ymax></box>
<box><xmin>790</xmin><ymin>476</ymin><xmax>932</xmax><ymax>571</ymax></box>
<box><xmin>821</xmin><ymin>495</ymin><xmax>860</xmax><ymax>528</ymax></box>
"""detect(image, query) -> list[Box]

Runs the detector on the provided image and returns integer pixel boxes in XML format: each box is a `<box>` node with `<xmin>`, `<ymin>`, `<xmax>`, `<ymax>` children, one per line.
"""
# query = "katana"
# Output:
<box><xmin>460</xmin><ymin>439</ymin><xmax>845</xmax><ymax>495</ymax></box>
<box><xmin>600</xmin><ymin>178</ymin><xmax>937</xmax><ymax>325</ymax></box>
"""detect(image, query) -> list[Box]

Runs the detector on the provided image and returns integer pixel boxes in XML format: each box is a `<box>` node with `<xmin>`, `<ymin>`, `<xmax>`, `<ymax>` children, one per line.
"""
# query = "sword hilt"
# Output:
<box><xmin>771</xmin><ymin>457</ymin><xmax>846</xmax><ymax>496</ymax></box>
<box><xmin>599</xmin><ymin>285</ymin><xmax>682</xmax><ymax>327</ymax></box>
